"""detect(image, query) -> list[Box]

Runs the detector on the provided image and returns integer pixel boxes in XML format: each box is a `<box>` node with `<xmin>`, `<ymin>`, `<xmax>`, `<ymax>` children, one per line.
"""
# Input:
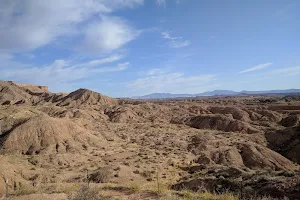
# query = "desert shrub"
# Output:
<box><xmin>13</xmin><ymin>185</ymin><xmax>37</xmax><ymax>196</ymax></box>
<box><xmin>174</xmin><ymin>189</ymin><xmax>238</xmax><ymax>200</ymax></box>
<box><xmin>167</xmin><ymin>158</ymin><xmax>176</xmax><ymax>166</ymax></box>
<box><xmin>102</xmin><ymin>183</ymin><xmax>139</xmax><ymax>194</ymax></box>
<box><xmin>114</xmin><ymin>166</ymin><xmax>121</xmax><ymax>171</ymax></box>
<box><xmin>68</xmin><ymin>185</ymin><xmax>109</xmax><ymax>200</ymax></box>
<box><xmin>277</xmin><ymin>170</ymin><xmax>295</xmax><ymax>177</ymax></box>
<box><xmin>88</xmin><ymin>167</ymin><xmax>112</xmax><ymax>183</ymax></box>
<box><xmin>141</xmin><ymin>170</ymin><xmax>152</xmax><ymax>179</ymax></box>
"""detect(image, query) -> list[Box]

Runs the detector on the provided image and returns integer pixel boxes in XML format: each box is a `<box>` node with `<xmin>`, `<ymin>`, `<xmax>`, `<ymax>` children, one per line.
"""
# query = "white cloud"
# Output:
<box><xmin>161</xmin><ymin>31</ymin><xmax>190</xmax><ymax>48</ymax></box>
<box><xmin>145</xmin><ymin>68</ymin><xmax>166</xmax><ymax>76</ymax></box>
<box><xmin>137</xmin><ymin>67</ymin><xmax>170</xmax><ymax>76</ymax></box>
<box><xmin>0</xmin><ymin>53</ymin><xmax>13</xmax><ymax>61</ymax></box>
<box><xmin>169</xmin><ymin>40</ymin><xmax>191</xmax><ymax>48</ymax></box>
<box><xmin>237</xmin><ymin>66</ymin><xmax>300</xmax><ymax>82</ymax></box>
<box><xmin>128</xmin><ymin>73</ymin><xmax>216</xmax><ymax>93</ymax></box>
<box><xmin>2</xmin><ymin>61</ymin><xmax>84</xmax><ymax>85</ymax></box>
<box><xmin>0</xmin><ymin>1</ymin><xmax>140</xmax><ymax>92</ymax></box>
<box><xmin>161</xmin><ymin>32</ymin><xmax>182</xmax><ymax>40</ymax></box>
<box><xmin>238</xmin><ymin>63</ymin><xmax>272</xmax><ymax>74</ymax></box>
<box><xmin>77</xmin><ymin>55</ymin><xmax>124</xmax><ymax>67</ymax></box>
<box><xmin>156</xmin><ymin>0</ymin><xmax>166</xmax><ymax>6</ymax></box>
<box><xmin>94</xmin><ymin>62</ymin><xmax>129</xmax><ymax>72</ymax></box>
<box><xmin>50</xmin><ymin>60</ymin><xmax>70</xmax><ymax>68</ymax></box>
<box><xmin>0</xmin><ymin>53</ymin><xmax>32</xmax><ymax>68</ymax></box>
<box><xmin>0</xmin><ymin>58</ymin><xmax>129</xmax><ymax>91</ymax></box>
<box><xmin>80</xmin><ymin>16</ymin><xmax>140</xmax><ymax>53</ymax></box>
<box><xmin>156</xmin><ymin>0</ymin><xmax>181</xmax><ymax>6</ymax></box>
<box><xmin>106</xmin><ymin>0</ymin><xmax>144</xmax><ymax>8</ymax></box>
<box><xmin>0</xmin><ymin>0</ymin><xmax>143</xmax><ymax>53</ymax></box>
<box><xmin>267</xmin><ymin>66</ymin><xmax>300</xmax><ymax>76</ymax></box>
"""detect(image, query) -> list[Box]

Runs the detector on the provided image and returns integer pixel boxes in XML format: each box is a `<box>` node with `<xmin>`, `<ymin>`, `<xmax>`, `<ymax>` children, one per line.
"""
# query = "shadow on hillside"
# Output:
<box><xmin>265</xmin><ymin>125</ymin><xmax>300</xmax><ymax>164</ymax></box>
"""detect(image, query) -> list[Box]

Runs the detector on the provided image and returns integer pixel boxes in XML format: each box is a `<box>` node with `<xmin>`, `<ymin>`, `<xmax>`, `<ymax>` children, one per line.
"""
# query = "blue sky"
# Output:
<box><xmin>0</xmin><ymin>0</ymin><xmax>299</xmax><ymax>97</ymax></box>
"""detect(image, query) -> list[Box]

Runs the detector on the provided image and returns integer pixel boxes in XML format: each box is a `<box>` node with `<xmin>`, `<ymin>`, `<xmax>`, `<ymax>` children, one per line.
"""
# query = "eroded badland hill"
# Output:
<box><xmin>0</xmin><ymin>81</ymin><xmax>300</xmax><ymax>200</ymax></box>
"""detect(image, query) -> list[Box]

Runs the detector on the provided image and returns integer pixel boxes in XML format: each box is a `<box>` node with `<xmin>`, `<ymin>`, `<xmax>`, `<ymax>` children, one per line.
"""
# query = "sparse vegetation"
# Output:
<box><xmin>68</xmin><ymin>185</ymin><xmax>110</xmax><ymax>200</ymax></box>
<box><xmin>88</xmin><ymin>167</ymin><xmax>113</xmax><ymax>183</ymax></box>
<box><xmin>277</xmin><ymin>170</ymin><xmax>295</xmax><ymax>177</ymax></box>
<box><xmin>13</xmin><ymin>185</ymin><xmax>37</xmax><ymax>196</ymax></box>
<box><xmin>141</xmin><ymin>170</ymin><xmax>153</xmax><ymax>179</ymax></box>
<box><xmin>1</xmin><ymin>81</ymin><xmax>300</xmax><ymax>199</ymax></box>
<box><xmin>102</xmin><ymin>183</ymin><xmax>140</xmax><ymax>194</ymax></box>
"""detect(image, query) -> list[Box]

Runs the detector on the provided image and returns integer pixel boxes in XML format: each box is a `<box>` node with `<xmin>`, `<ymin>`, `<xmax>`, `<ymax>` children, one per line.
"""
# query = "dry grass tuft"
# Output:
<box><xmin>13</xmin><ymin>185</ymin><xmax>37</xmax><ymax>196</ymax></box>
<box><xmin>68</xmin><ymin>185</ymin><xmax>110</xmax><ymax>200</ymax></box>
<box><xmin>102</xmin><ymin>183</ymin><xmax>140</xmax><ymax>194</ymax></box>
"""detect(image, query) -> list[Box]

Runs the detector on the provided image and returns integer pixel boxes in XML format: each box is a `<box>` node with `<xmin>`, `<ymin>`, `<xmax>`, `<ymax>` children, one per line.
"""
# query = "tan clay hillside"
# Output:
<box><xmin>1</xmin><ymin>115</ymin><xmax>105</xmax><ymax>155</ymax></box>
<box><xmin>0</xmin><ymin>81</ymin><xmax>33</xmax><ymax>105</ymax></box>
<box><xmin>57</xmin><ymin>88</ymin><xmax>117</xmax><ymax>107</ymax></box>
<box><xmin>0</xmin><ymin>81</ymin><xmax>300</xmax><ymax>200</ymax></box>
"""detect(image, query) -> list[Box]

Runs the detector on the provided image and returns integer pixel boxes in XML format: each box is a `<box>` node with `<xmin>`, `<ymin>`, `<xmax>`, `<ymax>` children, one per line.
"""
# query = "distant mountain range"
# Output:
<box><xmin>132</xmin><ymin>89</ymin><xmax>300</xmax><ymax>99</ymax></box>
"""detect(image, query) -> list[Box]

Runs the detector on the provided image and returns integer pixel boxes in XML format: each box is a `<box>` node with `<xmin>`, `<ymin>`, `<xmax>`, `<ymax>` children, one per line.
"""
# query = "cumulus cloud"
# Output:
<box><xmin>80</xmin><ymin>17</ymin><xmax>140</xmax><ymax>53</ymax></box>
<box><xmin>0</xmin><ymin>0</ymin><xmax>143</xmax><ymax>52</ymax></box>
<box><xmin>161</xmin><ymin>31</ymin><xmax>190</xmax><ymax>48</ymax></box>
<box><xmin>238</xmin><ymin>63</ymin><xmax>272</xmax><ymax>74</ymax></box>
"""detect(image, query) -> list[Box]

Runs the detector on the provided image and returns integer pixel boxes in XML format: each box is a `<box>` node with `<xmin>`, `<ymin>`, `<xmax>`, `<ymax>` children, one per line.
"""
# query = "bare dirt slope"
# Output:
<box><xmin>0</xmin><ymin>81</ymin><xmax>300</xmax><ymax>199</ymax></box>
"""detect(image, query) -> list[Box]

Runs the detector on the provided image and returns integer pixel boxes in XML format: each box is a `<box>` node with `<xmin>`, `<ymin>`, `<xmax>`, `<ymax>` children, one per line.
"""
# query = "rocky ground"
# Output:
<box><xmin>0</xmin><ymin>81</ymin><xmax>300</xmax><ymax>199</ymax></box>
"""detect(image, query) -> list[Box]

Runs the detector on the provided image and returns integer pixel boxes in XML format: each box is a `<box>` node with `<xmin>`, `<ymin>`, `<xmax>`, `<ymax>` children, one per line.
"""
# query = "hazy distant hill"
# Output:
<box><xmin>240</xmin><ymin>89</ymin><xmax>300</xmax><ymax>95</ymax></box>
<box><xmin>133</xmin><ymin>89</ymin><xmax>300</xmax><ymax>99</ymax></box>
<box><xmin>197</xmin><ymin>90</ymin><xmax>239</xmax><ymax>96</ymax></box>
<box><xmin>132</xmin><ymin>93</ymin><xmax>195</xmax><ymax>99</ymax></box>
